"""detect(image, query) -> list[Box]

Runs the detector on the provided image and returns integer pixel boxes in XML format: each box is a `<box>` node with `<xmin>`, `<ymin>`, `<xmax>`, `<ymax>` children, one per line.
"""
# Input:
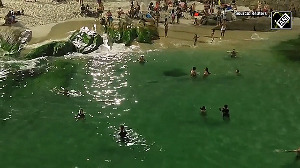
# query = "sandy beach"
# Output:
<box><xmin>0</xmin><ymin>0</ymin><xmax>299</xmax><ymax>51</ymax></box>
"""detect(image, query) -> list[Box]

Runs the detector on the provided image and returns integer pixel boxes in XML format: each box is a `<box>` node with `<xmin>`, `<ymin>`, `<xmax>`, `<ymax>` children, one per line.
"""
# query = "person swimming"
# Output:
<box><xmin>190</xmin><ymin>66</ymin><xmax>197</xmax><ymax>77</ymax></box>
<box><xmin>75</xmin><ymin>108</ymin><xmax>85</xmax><ymax>120</ymax></box>
<box><xmin>138</xmin><ymin>56</ymin><xmax>146</xmax><ymax>63</ymax></box>
<box><xmin>284</xmin><ymin>147</ymin><xmax>300</xmax><ymax>159</ymax></box>
<box><xmin>118</xmin><ymin>125</ymin><xmax>128</xmax><ymax>141</ymax></box>
<box><xmin>230</xmin><ymin>49</ymin><xmax>237</xmax><ymax>58</ymax></box>
<box><xmin>200</xmin><ymin>106</ymin><xmax>207</xmax><ymax>116</ymax></box>
<box><xmin>236</xmin><ymin>69</ymin><xmax>240</xmax><ymax>75</ymax></box>
<box><xmin>58</xmin><ymin>87</ymin><xmax>70</xmax><ymax>97</ymax></box>
<box><xmin>203</xmin><ymin>67</ymin><xmax>211</xmax><ymax>76</ymax></box>
<box><xmin>219</xmin><ymin>105</ymin><xmax>230</xmax><ymax>120</ymax></box>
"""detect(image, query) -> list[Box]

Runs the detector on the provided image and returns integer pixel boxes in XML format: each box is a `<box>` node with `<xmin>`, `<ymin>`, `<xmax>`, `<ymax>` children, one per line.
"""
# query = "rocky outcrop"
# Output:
<box><xmin>69</xmin><ymin>27</ymin><xmax>104</xmax><ymax>54</ymax></box>
<box><xmin>0</xmin><ymin>26</ymin><xmax>32</xmax><ymax>57</ymax></box>
<box><xmin>122</xmin><ymin>27</ymin><xmax>137</xmax><ymax>46</ymax></box>
<box><xmin>136</xmin><ymin>25</ymin><xmax>159</xmax><ymax>43</ymax></box>
<box><xmin>25</xmin><ymin>41</ymin><xmax>76</xmax><ymax>59</ymax></box>
<box><xmin>106</xmin><ymin>18</ymin><xmax>159</xmax><ymax>45</ymax></box>
<box><xmin>25</xmin><ymin>27</ymin><xmax>104</xmax><ymax>59</ymax></box>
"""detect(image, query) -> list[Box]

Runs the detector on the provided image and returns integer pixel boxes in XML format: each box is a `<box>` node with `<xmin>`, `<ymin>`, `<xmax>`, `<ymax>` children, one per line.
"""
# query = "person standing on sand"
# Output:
<box><xmin>171</xmin><ymin>9</ymin><xmax>175</xmax><ymax>24</ymax></box>
<box><xmin>97</xmin><ymin>0</ymin><xmax>101</xmax><ymax>8</ymax></box>
<box><xmin>193</xmin><ymin>34</ymin><xmax>200</xmax><ymax>46</ymax></box>
<box><xmin>211</xmin><ymin>29</ymin><xmax>215</xmax><ymax>41</ymax></box>
<box><xmin>176</xmin><ymin>8</ymin><xmax>181</xmax><ymax>24</ymax></box>
<box><xmin>0</xmin><ymin>0</ymin><xmax>3</xmax><ymax>7</ymax></box>
<box><xmin>79</xmin><ymin>0</ymin><xmax>83</xmax><ymax>5</ymax></box>
<box><xmin>164</xmin><ymin>18</ymin><xmax>168</xmax><ymax>37</ymax></box>
<box><xmin>220</xmin><ymin>23</ymin><xmax>226</xmax><ymax>38</ymax></box>
<box><xmin>155</xmin><ymin>10</ymin><xmax>160</xmax><ymax>27</ymax></box>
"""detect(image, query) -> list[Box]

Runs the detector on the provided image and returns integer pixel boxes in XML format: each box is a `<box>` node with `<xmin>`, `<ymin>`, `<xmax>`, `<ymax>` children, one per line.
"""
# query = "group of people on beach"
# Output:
<box><xmin>3</xmin><ymin>10</ymin><xmax>24</xmax><ymax>25</ymax></box>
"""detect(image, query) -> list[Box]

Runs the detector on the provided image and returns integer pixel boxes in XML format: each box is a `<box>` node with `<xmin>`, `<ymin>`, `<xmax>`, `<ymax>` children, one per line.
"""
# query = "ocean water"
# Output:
<box><xmin>0</xmin><ymin>35</ymin><xmax>300</xmax><ymax>168</ymax></box>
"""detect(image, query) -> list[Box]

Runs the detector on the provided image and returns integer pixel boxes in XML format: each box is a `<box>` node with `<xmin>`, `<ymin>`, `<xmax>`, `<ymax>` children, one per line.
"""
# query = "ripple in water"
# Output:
<box><xmin>110</xmin><ymin>124</ymin><xmax>153</xmax><ymax>152</ymax></box>
<box><xmin>65</xmin><ymin>36</ymin><xmax>141</xmax><ymax>107</ymax></box>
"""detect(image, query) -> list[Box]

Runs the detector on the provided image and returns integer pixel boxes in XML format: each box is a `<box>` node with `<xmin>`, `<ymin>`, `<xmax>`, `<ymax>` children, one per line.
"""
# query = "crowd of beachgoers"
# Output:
<box><xmin>0</xmin><ymin>0</ymin><xmax>277</xmax><ymax>28</ymax></box>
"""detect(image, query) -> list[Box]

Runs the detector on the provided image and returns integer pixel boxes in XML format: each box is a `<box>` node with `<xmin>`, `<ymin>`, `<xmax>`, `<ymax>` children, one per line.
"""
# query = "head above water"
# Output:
<box><xmin>224</xmin><ymin>105</ymin><xmax>228</xmax><ymax>108</ymax></box>
<box><xmin>120</xmin><ymin>125</ymin><xmax>125</xmax><ymax>130</ymax></box>
<box><xmin>192</xmin><ymin>67</ymin><xmax>196</xmax><ymax>70</ymax></box>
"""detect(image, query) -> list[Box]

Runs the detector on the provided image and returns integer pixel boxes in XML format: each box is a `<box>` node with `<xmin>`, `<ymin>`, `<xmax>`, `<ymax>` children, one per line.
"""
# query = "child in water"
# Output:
<box><xmin>138</xmin><ymin>56</ymin><xmax>146</xmax><ymax>63</ymax></box>
<box><xmin>236</xmin><ymin>69</ymin><xmax>240</xmax><ymax>75</ymax></box>
<box><xmin>203</xmin><ymin>67</ymin><xmax>211</xmax><ymax>76</ymax></box>
<box><xmin>219</xmin><ymin>105</ymin><xmax>230</xmax><ymax>120</ymax></box>
<box><xmin>190</xmin><ymin>67</ymin><xmax>197</xmax><ymax>77</ymax></box>
<box><xmin>75</xmin><ymin>108</ymin><xmax>86</xmax><ymax>121</ymax></box>
<box><xmin>231</xmin><ymin>49</ymin><xmax>237</xmax><ymax>58</ymax></box>
<box><xmin>200</xmin><ymin>106</ymin><xmax>206</xmax><ymax>116</ymax></box>
<box><xmin>119</xmin><ymin>125</ymin><xmax>128</xmax><ymax>141</ymax></box>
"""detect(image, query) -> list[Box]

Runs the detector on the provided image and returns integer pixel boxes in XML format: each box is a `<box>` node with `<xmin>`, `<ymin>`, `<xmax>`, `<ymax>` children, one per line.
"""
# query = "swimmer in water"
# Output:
<box><xmin>229</xmin><ymin>49</ymin><xmax>237</xmax><ymax>58</ymax></box>
<box><xmin>75</xmin><ymin>108</ymin><xmax>86</xmax><ymax>121</ymax></box>
<box><xmin>200</xmin><ymin>106</ymin><xmax>207</xmax><ymax>116</ymax></box>
<box><xmin>60</xmin><ymin>88</ymin><xmax>69</xmax><ymax>96</ymax></box>
<box><xmin>118</xmin><ymin>125</ymin><xmax>128</xmax><ymax>141</ymax></box>
<box><xmin>236</xmin><ymin>69</ymin><xmax>240</xmax><ymax>75</ymax></box>
<box><xmin>219</xmin><ymin>105</ymin><xmax>230</xmax><ymax>120</ymax></box>
<box><xmin>138</xmin><ymin>56</ymin><xmax>146</xmax><ymax>63</ymax></box>
<box><xmin>285</xmin><ymin>147</ymin><xmax>300</xmax><ymax>159</ymax></box>
<box><xmin>203</xmin><ymin>67</ymin><xmax>211</xmax><ymax>77</ymax></box>
<box><xmin>190</xmin><ymin>66</ymin><xmax>197</xmax><ymax>77</ymax></box>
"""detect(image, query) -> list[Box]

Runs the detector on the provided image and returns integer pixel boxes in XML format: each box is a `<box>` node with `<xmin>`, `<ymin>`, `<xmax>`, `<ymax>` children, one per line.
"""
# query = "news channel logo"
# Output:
<box><xmin>271</xmin><ymin>11</ymin><xmax>292</xmax><ymax>29</ymax></box>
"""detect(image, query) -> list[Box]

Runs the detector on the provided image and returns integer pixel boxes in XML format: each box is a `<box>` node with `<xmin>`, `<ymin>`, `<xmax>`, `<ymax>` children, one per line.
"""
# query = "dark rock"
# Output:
<box><xmin>53</xmin><ymin>41</ymin><xmax>76</xmax><ymax>56</ymax></box>
<box><xmin>68</xmin><ymin>27</ymin><xmax>104</xmax><ymax>54</ymax></box>
<box><xmin>25</xmin><ymin>42</ymin><xmax>57</xmax><ymax>59</ymax></box>
<box><xmin>25</xmin><ymin>41</ymin><xmax>76</xmax><ymax>59</ymax></box>
<box><xmin>136</xmin><ymin>25</ymin><xmax>159</xmax><ymax>43</ymax></box>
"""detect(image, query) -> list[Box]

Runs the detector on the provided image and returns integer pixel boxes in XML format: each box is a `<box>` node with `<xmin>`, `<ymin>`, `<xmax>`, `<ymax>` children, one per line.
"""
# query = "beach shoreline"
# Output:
<box><xmin>1</xmin><ymin>0</ymin><xmax>299</xmax><ymax>52</ymax></box>
<box><xmin>25</xmin><ymin>16</ymin><xmax>300</xmax><ymax>53</ymax></box>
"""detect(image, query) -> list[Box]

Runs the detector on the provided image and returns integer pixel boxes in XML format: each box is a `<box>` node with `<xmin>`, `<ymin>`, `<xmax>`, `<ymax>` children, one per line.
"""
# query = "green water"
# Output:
<box><xmin>0</xmin><ymin>37</ymin><xmax>300</xmax><ymax>168</ymax></box>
